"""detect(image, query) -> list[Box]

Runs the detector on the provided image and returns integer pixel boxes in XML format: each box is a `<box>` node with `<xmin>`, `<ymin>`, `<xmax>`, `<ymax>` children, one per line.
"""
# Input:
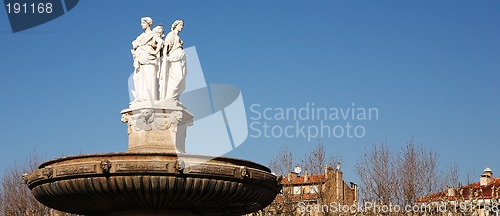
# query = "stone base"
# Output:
<box><xmin>24</xmin><ymin>152</ymin><xmax>281</xmax><ymax>215</ymax></box>
<box><xmin>121</xmin><ymin>100</ymin><xmax>193</xmax><ymax>153</ymax></box>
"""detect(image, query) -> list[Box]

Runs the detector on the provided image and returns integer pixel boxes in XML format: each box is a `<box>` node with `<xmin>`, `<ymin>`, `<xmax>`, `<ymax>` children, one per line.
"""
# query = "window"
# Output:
<box><xmin>310</xmin><ymin>185</ymin><xmax>319</xmax><ymax>194</ymax></box>
<box><xmin>293</xmin><ymin>186</ymin><xmax>301</xmax><ymax>195</ymax></box>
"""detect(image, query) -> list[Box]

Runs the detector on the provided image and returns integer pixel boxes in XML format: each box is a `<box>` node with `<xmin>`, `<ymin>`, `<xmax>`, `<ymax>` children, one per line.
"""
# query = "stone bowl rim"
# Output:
<box><xmin>38</xmin><ymin>152</ymin><xmax>272</xmax><ymax>172</ymax></box>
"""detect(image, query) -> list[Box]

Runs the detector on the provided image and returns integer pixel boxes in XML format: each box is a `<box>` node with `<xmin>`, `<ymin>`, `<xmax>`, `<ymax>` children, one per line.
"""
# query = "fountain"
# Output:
<box><xmin>23</xmin><ymin>18</ymin><xmax>280</xmax><ymax>215</ymax></box>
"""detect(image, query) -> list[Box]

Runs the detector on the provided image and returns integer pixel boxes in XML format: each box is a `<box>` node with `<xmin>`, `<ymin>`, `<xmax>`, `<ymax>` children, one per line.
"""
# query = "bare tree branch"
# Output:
<box><xmin>0</xmin><ymin>152</ymin><xmax>77</xmax><ymax>216</ymax></box>
<box><xmin>356</xmin><ymin>139</ymin><xmax>441</xmax><ymax>210</ymax></box>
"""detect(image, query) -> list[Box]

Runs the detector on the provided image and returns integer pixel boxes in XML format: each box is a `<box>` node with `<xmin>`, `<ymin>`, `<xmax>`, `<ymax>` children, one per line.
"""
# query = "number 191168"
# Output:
<box><xmin>6</xmin><ymin>3</ymin><xmax>53</xmax><ymax>14</ymax></box>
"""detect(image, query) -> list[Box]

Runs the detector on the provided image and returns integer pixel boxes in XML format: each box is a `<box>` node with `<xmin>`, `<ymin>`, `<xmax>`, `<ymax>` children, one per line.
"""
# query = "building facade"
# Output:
<box><xmin>258</xmin><ymin>166</ymin><xmax>358</xmax><ymax>215</ymax></box>
<box><xmin>418</xmin><ymin>168</ymin><xmax>500</xmax><ymax>216</ymax></box>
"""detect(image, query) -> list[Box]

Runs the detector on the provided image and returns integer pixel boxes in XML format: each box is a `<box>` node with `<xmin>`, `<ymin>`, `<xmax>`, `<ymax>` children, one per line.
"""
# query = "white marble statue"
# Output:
<box><xmin>152</xmin><ymin>25</ymin><xmax>165</xmax><ymax>93</ymax></box>
<box><xmin>159</xmin><ymin>20</ymin><xmax>187</xmax><ymax>102</ymax></box>
<box><xmin>131</xmin><ymin>17</ymin><xmax>163</xmax><ymax>103</ymax></box>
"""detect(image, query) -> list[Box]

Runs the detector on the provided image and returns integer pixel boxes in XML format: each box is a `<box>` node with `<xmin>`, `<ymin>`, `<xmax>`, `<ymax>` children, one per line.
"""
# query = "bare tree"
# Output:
<box><xmin>356</xmin><ymin>139</ymin><xmax>441</xmax><ymax>210</ymax></box>
<box><xmin>442</xmin><ymin>163</ymin><xmax>460</xmax><ymax>189</ymax></box>
<box><xmin>260</xmin><ymin>142</ymin><xmax>345</xmax><ymax>216</ymax></box>
<box><xmin>301</xmin><ymin>141</ymin><xmax>327</xmax><ymax>176</ymax></box>
<box><xmin>465</xmin><ymin>168</ymin><xmax>475</xmax><ymax>186</ymax></box>
<box><xmin>0</xmin><ymin>152</ymin><xmax>77</xmax><ymax>216</ymax></box>
<box><xmin>355</xmin><ymin>142</ymin><xmax>398</xmax><ymax>206</ymax></box>
<box><xmin>269</xmin><ymin>145</ymin><xmax>294</xmax><ymax>177</ymax></box>
<box><xmin>397</xmin><ymin>140</ymin><xmax>439</xmax><ymax>206</ymax></box>
<box><xmin>301</xmin><ymin>142</ymin><xmax>341</xmax><ymax>209</ymax></box>
<box><xmin>263</xmin><ymin>145</ymin><xmax>295</xmax><ymax>215</ymax></box>
<box><xmin>1</xmin><ymin>152</ymin><xmax>50</xmax><ymax>215</ymax></box>
<box><xmin>0</xmin><ymin>182</ymin><xmax>3</xmax><ymax>215</ymax></box>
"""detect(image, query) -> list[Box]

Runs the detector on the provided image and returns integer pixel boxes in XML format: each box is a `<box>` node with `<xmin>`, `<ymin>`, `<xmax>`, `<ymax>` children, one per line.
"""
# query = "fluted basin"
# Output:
<box><xmin>24</xmin><ymin>152</ymin><xmax>281</xmax><ymax>215</ymax></box>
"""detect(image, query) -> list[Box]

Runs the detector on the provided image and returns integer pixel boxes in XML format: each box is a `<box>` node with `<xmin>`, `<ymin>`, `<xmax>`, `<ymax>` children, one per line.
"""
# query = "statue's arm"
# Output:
<box><xmin>167</xmin><ymin>50</ymin><xmax>185</xmax><ymax>62</ymax></box>
<box><xmin>164</xmin><ymin>33</ymin><xmax>174</xmax><ymax>55</ymax></box>
<box><xmin>131</xmin><ymin>38</ymin><xmax>141</xmax><ymax>49</ymax></box>
<box><xmin>166</xmin><ymin>35</ymin><xmax>185</xmax><ymax>62</ymax></box>
<box><xmin>151</xmin><ymin>35</ymin><xmax>163</xmax><ymax>57</ymax></box>
<box><xmin>162</xmin><ymin>40</ymin><xmax>168</xmax><ymax>57</ymax></box>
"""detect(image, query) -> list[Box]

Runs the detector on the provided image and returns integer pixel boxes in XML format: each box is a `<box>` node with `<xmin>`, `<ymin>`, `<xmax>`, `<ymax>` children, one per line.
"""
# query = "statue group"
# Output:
<box><xmin>131</xmin><ymin>17</ymin><xmax>187</xmax><ymax>104</ymax></box>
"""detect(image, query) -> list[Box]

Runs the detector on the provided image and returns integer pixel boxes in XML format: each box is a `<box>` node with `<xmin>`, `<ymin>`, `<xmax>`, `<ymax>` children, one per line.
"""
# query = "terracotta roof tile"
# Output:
<box><xmin>282</xmin><ymin>174</ymin><xmax>326</xmax><ymax>185</ymax></box>
<box><xmin>417</xmin><ymin>178</ymin><xmax>500</xmax><ymax>202</ymax></box>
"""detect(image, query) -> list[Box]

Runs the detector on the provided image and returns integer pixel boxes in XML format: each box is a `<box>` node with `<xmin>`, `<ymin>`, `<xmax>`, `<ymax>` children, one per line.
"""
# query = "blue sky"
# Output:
<box><xmin>0</xmin><ymin>0</ymin><xmax>499</xmax><ymax>184</ymax></box>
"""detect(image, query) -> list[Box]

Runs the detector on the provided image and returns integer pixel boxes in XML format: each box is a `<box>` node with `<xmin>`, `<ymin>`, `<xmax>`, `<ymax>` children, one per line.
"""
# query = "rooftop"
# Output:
<box><xmin>417</xmin><ymin>178</ymin><xmax>500</xmax><ymax>202</ymax></box>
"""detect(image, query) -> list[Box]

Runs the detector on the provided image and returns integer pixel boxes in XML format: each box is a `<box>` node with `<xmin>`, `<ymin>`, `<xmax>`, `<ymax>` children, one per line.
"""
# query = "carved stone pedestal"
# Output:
<box><xmin>121</xmin><ymin>100</ymin><xmax>193</xmax><ymax>153</ymax></box>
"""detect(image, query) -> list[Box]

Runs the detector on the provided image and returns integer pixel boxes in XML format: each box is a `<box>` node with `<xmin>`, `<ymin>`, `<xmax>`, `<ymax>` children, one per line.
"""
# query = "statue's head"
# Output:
<box><xmin>171</xmin><ymin>20</ymin><xmax>184</xmax><ymax>32</ymax></box>
<box><xmin>153</xmin><ymin>25</ymin><xmax>164</xmax><ymax>38</ymax></box>
<box><xmin>141</xmin><ymin>17</ymin><xmax>153</xmax><ymax>30</ymax></box>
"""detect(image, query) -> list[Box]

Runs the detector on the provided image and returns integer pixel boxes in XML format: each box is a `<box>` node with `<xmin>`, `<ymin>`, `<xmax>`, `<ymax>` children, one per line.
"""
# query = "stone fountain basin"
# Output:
<box><xmin>24</xmin><ymin>152</ymin><xmax>280</xmax><ymax>215</ymax></box>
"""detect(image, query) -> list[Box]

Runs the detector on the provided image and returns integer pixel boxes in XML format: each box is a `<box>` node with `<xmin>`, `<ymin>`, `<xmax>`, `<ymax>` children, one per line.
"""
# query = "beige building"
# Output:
<box><xmin>260</xmin><ymin>166</ymin><xmax>358</xmax><ymax>215</ymax></box>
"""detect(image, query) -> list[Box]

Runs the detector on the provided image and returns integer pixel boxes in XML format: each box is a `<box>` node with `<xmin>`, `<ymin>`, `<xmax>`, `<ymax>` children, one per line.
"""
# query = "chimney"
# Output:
<box><xmin>304</xmin><ymin>170</ymin><xmax>308</xmax><ymax>183</ymax></box>
<box><xmin>336</xmin><ymin>169</ymin><xmax>343</xmax><ymax>201</ymax></box>
<box><xmin>447</xmin><ymin>187</ymin><xmax>456</xmax><ymax>197</ymax></box>
<box><xmin>325</xmin><ymin>165</ymin><xmax>334</xmax><ymax>179</ymax></box>
<box><xmin>350</xmin><ymin>182</ymin><xmax>358</xmax><ymax>202</ymax></box>
<box><xmin>480</xmin><ymin>167</ymin><xmax>493</xmax><ymax>186</ymax></box>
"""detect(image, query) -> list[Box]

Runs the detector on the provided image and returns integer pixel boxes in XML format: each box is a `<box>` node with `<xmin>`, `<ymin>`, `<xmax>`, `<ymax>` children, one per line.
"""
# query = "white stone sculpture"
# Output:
<box><xmin>159</xmin><ymin>20</ymin><xmax>187</xmax><ymax>102</ymax></box>
<box><xmin>124</xmin><ymin>18</ymin><xmax>193</xmax><ymax>153</ymax></box>
<box><xmin>131</xmin><ymin>17</ymin><xmax>163</xmax><ymax>103</ymax></box>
